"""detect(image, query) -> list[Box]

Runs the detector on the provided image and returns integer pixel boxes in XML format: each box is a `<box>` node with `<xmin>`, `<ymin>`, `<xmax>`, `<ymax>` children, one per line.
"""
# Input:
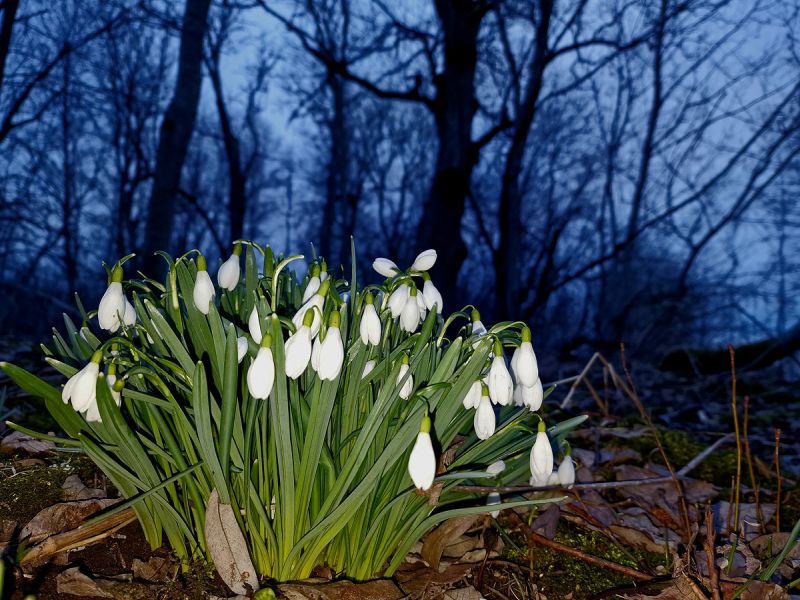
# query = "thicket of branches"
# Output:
<box><xmin>0</xmin><ymin>0</ymin><xmax>798</xmax><ymax>354</ymax></box>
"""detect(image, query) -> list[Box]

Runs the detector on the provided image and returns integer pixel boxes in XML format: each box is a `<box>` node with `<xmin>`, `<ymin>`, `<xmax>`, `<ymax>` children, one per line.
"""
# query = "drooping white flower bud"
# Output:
<box><xmin>248</xmin><ymin>305</ymin><xmax>263</xmax><ymax>344</ymax></box>
<box><xmin>122</xmin><ymin>298</ymin><xmax>137</xmax><ymax>328</ymax></box>
<box><xmin>422</xmin><ymin>274</ymin><xmax>443</xmax><ymax>314</ymax></box>
<box><xmin>362</xmin><ymin>359</ymin><xmax>376</xmax><ymax>379</ymax></box>
<box><xmin>236</xmin><ymin>336</ymin><xmax>249</xmax><ymax>363</ymax></box>
<box><xmin>285</xmin><ymin>312</ymin><xmax>314</xmax><ymax>379</ymax></box>
<box><xmin>400</xmin><ymin>288</ymin><xmax>421</xmax><ymax>333</ymax></box>
<box><xmin>473</xmin><ymin>384</ymin><xmax>495</xmax><ymax>440</ymax></box>
<box><xmin>318</xmin><ymin>312</ymin><xmax>344</xmax><ymax>381</ymax></box>
<box><xmin>462</xmin><ymin>380</ymin><xmax>482</xmax><ymax>409</ymax></box>
<box><xmin>486</xmin><ymin>460</ymin><xmax>506</xmax><ymax>476</ymax></box>
<box><xmin>216</xmin><ymin>245</ymin><xmax>241</xmax><ymax>291</ymax></box>
<box><xmin>408</xmin><ymin>412</ymin><xmax>436</xmax><ymax>490</ymax></box>
<box><xmin>512</xmin><ymin>327</ymin><xmax>538</xmax><ymax>387</ymax></box>
<box><xmin>292</xmin><ymin>278</ymin><xmax>329</xmax><ymax>337</ymax></box>
<box><xmin>319</xmin><ymin>259</ymin><xmax>329</xmax><ymax>281</ymax></box>
<box><xmin>530</xmin><ymin>421</ymin><xmax>554</xmax><ymax>486</ymax></box>
<box><xmin>521</xmin><ymin>378</ymin><xmax>544</xmax><ymax>411</ymax></box>
<box><xmin>193</xmin><ymin>256</ymin><xmax>215</xmax><ymax>315</ymax></box>
<box><xmin>410</xmin><ymin>249</ymin><xmax>437</xmax><ymax>272</ymax></box>
<box><xmin>397</xmin><ymin>354</ymin><xmax>413</xmax><ymax>400</ymax></box>
<box><xmin>557</xmin><ymin>454</ymin><xmax>575</xmax><ymax>488</ymax></box>
<box><xmin>359</xmin><ymin>293</ymin><xmax>381</xmax><ymax>346</ymax></box>
<box><xmin>416</xmin><ymin>291</ymin><xmax>427</xmax><ymax>321</ymax></box>
<box><xmin>62</xmin><ymin>350</ymin><xmax>102</xmax><ymax>413</ymax></box>
<box><xmin>488</xmin><ymin>341</ymin><xmax>513</xmax><ymax>406</ymax></box>
<box><xmin>388</xmin><ymin>284</ymin><xmax>409</xmax><ymax>318</ymax></box>
<box><xmin>303</xmin><ymin>264</ymin><xmax>321</xmax><ymax>303</ymax></box>
<box><xmin>247</xmin><ymin>336</ymin><xmax>275</xmax><ymax>399</ymax></box>
<box><xmin>310</xmin><ymin>335</ymin><xmax>322</xmax><ymax>372</ymax></box>
<box><xmin>373</xmin><ymin>257</ymin><xmax>399</xmax><ymax>278</ymax></box>
<box><xmin>487</xmin><ymin>492</ymin><xmax>501</xmax><ymax>518</ymax></box>
<box><xmin>98</xmin><ymin>266</ymin><xmax>126</xmax><ymax>332</ymax></box>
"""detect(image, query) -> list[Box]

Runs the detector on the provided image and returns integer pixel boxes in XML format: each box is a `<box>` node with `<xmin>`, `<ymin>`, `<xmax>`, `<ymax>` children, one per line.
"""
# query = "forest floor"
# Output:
<box><xmin>0</xmin><ymin>335</ymin><xmax>797</xmax><ymax>599</ymax></box>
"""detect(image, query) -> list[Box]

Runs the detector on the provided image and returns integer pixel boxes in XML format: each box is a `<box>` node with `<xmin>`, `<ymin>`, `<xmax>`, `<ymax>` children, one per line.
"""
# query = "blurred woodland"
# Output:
<box><xmin>0</xmin><ymin>0</ymin><xmax>799</xmax><ymax>360</ymax></box>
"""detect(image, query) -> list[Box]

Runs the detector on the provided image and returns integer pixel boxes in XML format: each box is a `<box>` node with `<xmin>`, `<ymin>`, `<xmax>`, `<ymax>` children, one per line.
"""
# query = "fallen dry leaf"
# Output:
<box><xmin>62</xmin><ymin>474</ymin><xmax>107</xmax><ymax>501</ymax></box>
<box><xmin>205</xmin><ymin>489</ymin><xmax>259</xmax><ymax>596</ymax></box>
<box><xmin>20</xmin><ymin>498</ymin><xmax>118</xmax><ymax>544</ymax></box>
<box><xmin>132</xmin><ymin>556</ymin><xmax>175</xmax><ymax>582</ymax></box>
<box><xmin>442</xmin><ymin>586</ymin><xmax>482</xmax><ymax>600</ymax></box>
<box><xmin>421</xmin><ymin>515</ymin><xmax>477</xmax><ymax>570</ymax></box>
<box><xmin>394</xmin><ymin>561</ymin><xmax>473</xmax><ymax>599</ymax></box>
<box><xmin>1</xmin><ymin>431</ymin><xmax>55</xmax><ymax>455</ymax></box>
<box><xmin>713</xmin><ymin>501</ymin><xmax>776</xmax><ymax>540</ymax></box>
<box><xmin>56</xmin><ymin>566</ymin><xmax>113</xmax><ymax>598</ymax></box>
<box><xmin>278</xmin><ymin>579</ymin><xmax>405</xmax><ymax>600</ymax></box>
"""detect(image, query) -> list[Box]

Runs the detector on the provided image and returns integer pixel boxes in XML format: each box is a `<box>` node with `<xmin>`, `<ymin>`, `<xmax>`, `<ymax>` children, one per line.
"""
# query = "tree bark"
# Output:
<box><xmin>415</xmin><ymin>0</ymin><xmax>488</xmax><ymax>307</ymax></box>
<box><xmin>0</xmin><ymin>0</ymin><xmax>19</xmax><ymax>89</ymax></box>
<box><xmin>141</xmin><ymin>0</ymin><xmax>211</xmax><ymax>276</ymax></box>
<box><xmin>494</xmin><ymin>0</ymin><xmax>552</xmax><ymax>321</ymax></box>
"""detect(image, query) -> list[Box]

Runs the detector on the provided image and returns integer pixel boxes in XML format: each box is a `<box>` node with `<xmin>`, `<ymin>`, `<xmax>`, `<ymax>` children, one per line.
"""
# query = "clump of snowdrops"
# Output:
<box><xmin>1</xmin><ymin>242</ymin><xmax>584</xmax><ymax>591</ymax></box>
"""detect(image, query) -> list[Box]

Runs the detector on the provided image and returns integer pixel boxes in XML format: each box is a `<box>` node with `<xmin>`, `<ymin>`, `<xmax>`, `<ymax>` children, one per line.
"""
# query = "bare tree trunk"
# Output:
<box><xmin>415</xmin><ymin>0</ymin><xmax>487</xmax><ymax>306</ymax></box>
<box><xmin>141</xmin><ymin>0</ymin><xmax>211</xmax><ymax>275</ymax></box>
<box><xmin>0</xmin><ymin>0</ymin><xmax>19</xmax><ymax>88</ymax></box>
<box><xmin>208</xmin><ymin>57</ymin><xmax>246</xmax><ymax>246</ymax></box>
<box><xmin>494</xmin><ymin>0</ymin><xmax>553</xmax><ymax>320</ymax></box>
<box><xmin>61</xmin><ymin>54</ymin><xmax>77</xmax><ymax>294</ymax></box>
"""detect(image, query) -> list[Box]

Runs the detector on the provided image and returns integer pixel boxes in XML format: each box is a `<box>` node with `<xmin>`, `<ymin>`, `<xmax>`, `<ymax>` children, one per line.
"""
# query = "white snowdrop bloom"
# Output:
<box><xmin>292</xmin><ymin>278</ymin><xmax>329</xmax><ymax>337</ymax></box>
<box><xmin>416</xmin><ymin>291</ymin><xmax>427</xmax><ymax>321</ymax></box>
<box><xmin>462</xmin><ymin>380</ymin><xmax>482</xmax><ymax>410</ymax></box>
<box><xmin>362</xmin><ymin>359</ymin><xmax>376</xmax><ymax>379</ymax></box>
<box><xmin>310</xmin><ymin>335</ymin><xmax>322</xmax><ymax>372</ymax></box>
<box><xmin>247</xmin><ymin>341</ymin><xmax>275</xmax><ymax>399</ymax></box>
<box><xmin>530</xmin><ymin>422</ymin><xmax>554</xmax><ymax>487</ymax></box>
<box><xmin>84</xmin><ymin>399</ymin><xmax>102</xmax><ymax>423</ymax></box>
<box><xmin>487</xmin><ymin>492</ymin><xmax>501</xmax><ymax>518</ymax></box>
<box><xmin>410</xmin><ymin>249</ymin><xmax>437</xmax><ymax>272</ymax></box>
<box><xmin>400</xmin><ymin>288</ymin><xmax>421</xmax><ymax>333</ymax></box>
<box><xmin>422</xmin><ymin>276</ymin><xmax>443</xmax><ymax>314</ymax></box>
<box><xmin>512</xmin><ymin>384</ymin><xmax>524</xmax><ymax>406</ymax></box>
<box><xmin>486</xmin><ymin>460</ymin><xmax>506</xmax><ymax>477</ymax></box>
<box><xmin>473</xmin><ymin>387</ymin><xmax>495</xmax><ymax>440</ymax></box>
<box><xmin>236</xmin><ymin>336</ymin><xmax>249</xmax><ymax>363</ymax></box>
<box><xmin>488</xmin><ymin>343</ymin><xmax>513</xmax><ymax>406</ymax></box>
<box><xmin>359</xmin><ymin>296</ymin><xmax>381</xmax><ymax>346</ymax></box>
<box><xmin>557</xmin><ymin>454</ymin><xmax>575</xmax><ymax>488</ymax></box>
<box><xmin>388</xmin><ymin>284</ymin><xmax>409</xmax><ymax>318</ymax></box>
<box><xmin>373</xmin><ymin>257</ymin><xmax>399</xmax><ymax>278</ymax></box>
<box><xmin>512</xmin><ymin>327</ymin><xmax>538</xmax><ymax>387</ymax></box>
<box><xmin>285</xmin><ymin>313</ymin><xmax>314</xmax><ymax>379</ymax></box>
<box><xmin>98</xmin><ymin>267</ymin><xmax>126</xmax><ymax>332</ymax></box>
<box><xmin>216</xmin><ymin>247</ymin><xmax>241</xmax><ymax>291</ymax></box>
<box><xmin>248</xmin><ymin>306</ymin><xmax>263</xmax><ymax>344</ymax></box>
<box><xmin>62</xmin><ymin>351</ymin><xmax>102</xmax><ymax>413</ymax></box>
<box><xmin>303</xmin><ymin>266</ymin><xmax>321</xmax><ymax>303</ymax></box>
<box><xmin>106</xmin><ymin>373</ymin><xmax>122</xmax><ymax>406</ymax></box>
<box><xmin>122</xmin><ymin>298</ymin><xmax>137</xmax><ymax>327</ymax></box>
<box><xmin>317</xmin><ymin>313</ymin><xmax>344</xmax><ymax>381</ymax></box>
<box><xmin>193</xmin><ymin>257</ymin><xmax>215</xmax><ymax>315</ymax></box>
<box><xmin>319</xmin><ymin>260</ymin><xmax>329</xmax><ymax>281</ymax></box>
<box><xmin>521</xmin><ymin>379</ymin><xmax>544</xmax><ymax>411</ymax></box>
<box><xmin>397</xmin><ymin>355</ymin><xmax>413</xmax><ymax>400</ymax></box>
<box><xmin>471</xmin><ymin>310</ymin><xmax>487</xmax><ymax>337</ymax></box>
<box><xmin>408</xmin><ymin>413</ymin><xmax>436</xmax><ymax>490</ymax></box>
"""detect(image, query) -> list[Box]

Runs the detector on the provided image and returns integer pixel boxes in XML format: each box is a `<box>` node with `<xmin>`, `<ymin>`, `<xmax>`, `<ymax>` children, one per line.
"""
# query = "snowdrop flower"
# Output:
<box><xmin>292</xmin><ymin>278</ymin><xmax>330</xmax><ymax>337</ymax></box>
<box><xmin>421</xmin><ymin>273</ymin><xmax>443</xmax><ymax>314</ymax></box>
<box><xmin>193</xmin><ymin>256</ymin><xmax>215</xmax><ymax>315</ymax></box>
<box><xmin>410</xmin><ymin>249</ymin><xmax>437</xmax><ymax>272</ymax></box>
<box><xmin>319</xmin><ymin>259</ymin><xmax>329</xmax><ymax>281</ymax></box>
<box><xmin>373</xmin><ymin>257</ymin><xmax>400</xmax><ymax>278</ymax></box>
<box><xmin>236</xmin><ymin>336</ymin><xmax>249</xmax><ymax>363</ymax></box>
<box><xmin>106</xmin><ymin>372</ymin><xmax>122</xmax><ymax>406</ymax></box>
<box><xmin>62</xmin><ymin>350</ymin><xmax>102</xmax><ymax>413</ymax></box>
<box><xmin>302</xmin><ymin>264</ymin><xmax>321</xmax><ymax>303</ymax></box>
<box><xmin>529</xmin><ymin>421</ymin><xmax>554</xmax><ymax>486</ymax></box>
<box><xmin>317</xmin><ymin>312</ymin><xmax>344</xmax><ymax>381</ymax></box>
<box><xmin>359</xmin><ymin>293</ymin><xmax>381</xmax><ymax>345</ymax></box>
<box><xmin>388</xmin><ymin>284</ymin><xmax>409</xmax><ymax>318</ymax></box>
<box><xmin>248</xmin><ymin>306</ymin><xmax>263</xmax><ymax>344</ymax></box>
<box><xmin>408</xmin><ymin>412</ymin><xmax>436</xmax><ymax>490</ymax></box>
<box><xmin>511</xmin><ymin>327</ymin><xmax>538</xmax><ymax>387</ymax></box>
<box><xmin>400</xmin><ymin>288</ymin><xmax>421</xmax><ymax>332</ymax></box>
<box><xmin>512</xmin><ymin>384</ymin><xmax>523</xmax><ymax>407</ymax></box>
<box><xmin>362</xmin><ymin>359</ymin><xmax>376</xmax><ymax>379</ymax></box>
<box><xmin>311</xmin><ymin>335</ymin><xmax>322</xmax><ymax>372</ymax></box>
<box><xmin>416</xmin><ymin>291</ymin><xmax>427</xmax><ymax>321</ymax></box>
<box><xmin>216</xmin><ymin>245</ymin><xmax>241</xmax><ymax>291</ymax></box>
<box><xmin>397</xmin><ymin>353</ymin><xmax>413</xmax><ymax>400</ymax></box>
<box><xmin>471</xmin><ymin>309</ymin><xmax>487</xmax><ymax>337</ymax></box>
<box><xmin>473</xmin><ymin>384</ymin><xmax>495</xmax><ymax>440</ymax></box>
<box><xmin>487</xmin><ymin>492</ymin><xmax>501</xmax><ymax>518</ymax></box>
<box><xmin>247</xmin><ymin>335</ymin><xmax>275</xmax><ymax>399</ymax></box>
<box><xmin>462</xmin><ymin>380</ymin><xmax>482</xmax><ymax>409</ymax></box>
<box><xmin>98</xmin><ymin>266</ymin><xmax>127</xmax><ymax>332</ymax></box>
<box><xmin>521</xmin><ymin>378</ymin><xmax>544</xmax><ymax>411</ymax></box>
<box><xmin>486</xmin><ymin>459</ymin><xmax>506</xmax><ymax>476</ymax></box>
<box><xmin>488</xmin><ymin>341</ymin><xmax>513</xmax><ymax>406</ymax></box>
<box><xmin>122</xmin><ymin>298</ymin><xmax>137</xmax><ymax>328</ymax></box>
<box><xmin>557</xmin><ymin>453</ymin><xmax>575</xmax><ymax>488</ymax></box>
<box><xmin>285</xmin><ymin>312</ymin><xmax>313</xmax><ymax>379</ymax></box>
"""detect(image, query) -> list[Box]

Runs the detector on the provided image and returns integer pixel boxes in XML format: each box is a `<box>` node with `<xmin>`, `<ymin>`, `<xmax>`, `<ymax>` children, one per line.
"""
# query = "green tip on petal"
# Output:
<box><xmin>471</xmin><ymin>309</ymin><xmax>481</xmax><ymax>322</ymax></box>
<box><xmin>311</xmin><ymin>264</ymin><xmax>321</xmax><ymax>277</ymax></box>
<box><xmin>90</xmin><ymin>350</ymin><xmax>103</xmax><ymax>364</ymax></box>
<box><xmin>480</xmin><ymin>382</ymin><xmax>489</xmax><ymax>396</ymax></box>
<box><xmin>521</xmin><ymin>326</ymin><xmax>532</xmax><ymax>343</ymax></box>
<box><xmin>538</xmin><ymin>420</ymin><xmax>547</xmax><ymax>433</ymax></box>
<box><xmin>261</xmin><ymin>333</ymin><xmax>273</xmax><ymax>349</ymax></box>
<box><xmin>402</xmin><ymin>353</ymin><xmax>410</xmax><ymax>365</ymax></box>
<box><xmin>421</xmin><ymin>271</ymin><xmax>431</xmax><ymax>281</ymax></box>
<box><xmin>409</xmin><ymin>286</ymin><xmax>418</xmax><ymax>297</ymax></box>
<box><xmin>320</xmin><ymin>259</ymin><xmax>327</xmax><ymax>271</ymax></box>
<box><xmin>112</xmin><ymin>378</ymin><xmax>125</xmax><ymax>392</ymax></box>
<box><xmin>111</xmin><ymin>265</ymin><xmax>124</xmax><ymax>283</ymax></box>
<box><xmin>302</xmin><ymin>310</ymin><xmax>315</xmax><ymax>328</ymax></box>
<box><xmin>329</xmin><ymin>311</ymin><xmax>341</xmax><ymax>328</ymax></box>
<box><xmin>420</xmin><ymin>412</ymin><xmax>431</xmax><ymax>434</ymax></box>
<box><xmin>493</xmin><ymin>340</ymin><xmax>504</xmax><ymax>356</ymax></box>
<box><xmin>365</xmin><ymin>291</ymin><xmax>374</xmax><ymax>304</ymax></box>
<box><xmin>232</xmin><ymin>243</ymin><xmax>242</xmax><ymax>257</ymax></box>
<box><xmin>318</xmin><ymin>278</ymin><xmax>331</xmax><ymax>296</ymax></box>
<box><xmin>197</xmin><ymin>255</ymin><xmax>207</xmax><ymax>271</ymax></box>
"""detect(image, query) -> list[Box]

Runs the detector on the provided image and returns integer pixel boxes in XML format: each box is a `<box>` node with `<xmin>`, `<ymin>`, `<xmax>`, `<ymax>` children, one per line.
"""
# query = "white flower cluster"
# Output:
<box><xmin>374</xmin><ymin>249</ymin><xmax>443</xmax><ymax>334</ymax></box>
